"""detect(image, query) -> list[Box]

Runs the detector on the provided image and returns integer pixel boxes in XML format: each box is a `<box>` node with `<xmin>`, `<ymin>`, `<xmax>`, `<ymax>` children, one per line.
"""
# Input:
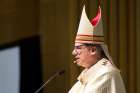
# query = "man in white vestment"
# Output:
<box><xmin>68</xmin><ymin>5</ymin><xmax>126</xmax><ymax>93</ymax></box>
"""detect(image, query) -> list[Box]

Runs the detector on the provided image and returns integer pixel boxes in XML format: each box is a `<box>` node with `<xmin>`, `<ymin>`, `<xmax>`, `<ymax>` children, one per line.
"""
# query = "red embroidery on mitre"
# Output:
<box><xmin>91</xmin><ymin>6</ymin><xmax>101</xmax><ymax>27</ymax></box>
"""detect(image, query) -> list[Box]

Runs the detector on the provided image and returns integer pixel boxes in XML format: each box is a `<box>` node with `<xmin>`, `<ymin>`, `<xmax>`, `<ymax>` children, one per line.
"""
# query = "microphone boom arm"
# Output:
<box><xmin>34</xmin><ymin>70</ymin><xmax>65</xmax><ymax>93</ymax></box>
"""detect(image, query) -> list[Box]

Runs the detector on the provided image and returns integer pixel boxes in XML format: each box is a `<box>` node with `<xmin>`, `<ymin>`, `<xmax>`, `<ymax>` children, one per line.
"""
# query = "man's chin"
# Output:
<box><xmin>76</xmin><ymin>61</ymin><xmax>82</xmax><ymax>66</ymax></box>
<box><xmin>74</xmin><ymin>60</ymin><xmax>83</xmax><ymax>66</ymax></box>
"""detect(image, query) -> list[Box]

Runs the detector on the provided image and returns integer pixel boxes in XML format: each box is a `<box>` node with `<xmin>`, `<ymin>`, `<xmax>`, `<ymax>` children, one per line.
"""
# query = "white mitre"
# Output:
<box><xmin>75</xmin><ymin>5</ymin><xmax>115</xmax><ymax>64</ymax></box>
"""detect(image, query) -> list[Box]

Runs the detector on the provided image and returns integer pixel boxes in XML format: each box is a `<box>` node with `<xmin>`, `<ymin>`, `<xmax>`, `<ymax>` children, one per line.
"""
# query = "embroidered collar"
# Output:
<box><xmin>77</xmin><ymin>58</ymin><xmax>109</xmax><ymax>84</ymax></box>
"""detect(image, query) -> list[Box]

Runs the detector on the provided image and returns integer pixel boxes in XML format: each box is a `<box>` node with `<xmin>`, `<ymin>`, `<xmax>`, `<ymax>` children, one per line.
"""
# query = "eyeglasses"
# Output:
<box><xmin>74</xmin><ymin>44</ymin><xmax>85</xmax><ymax>49</ymax></box>
<box><xmin>73</xmin><ymin>44</ymin><xmax>85</xmax><ymax>55</ymax></box>
<box><xmin>74</xmin><ymin>43</ymin><xmax>95</xmax><ymax>49</ymax></box>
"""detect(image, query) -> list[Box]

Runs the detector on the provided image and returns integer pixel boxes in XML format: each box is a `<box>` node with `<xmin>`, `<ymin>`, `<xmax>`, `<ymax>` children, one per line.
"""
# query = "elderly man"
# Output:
<box><xmin>68</xmin><ymin>5</ymin><xmax>126</xmax><ymax>93</ymax></box>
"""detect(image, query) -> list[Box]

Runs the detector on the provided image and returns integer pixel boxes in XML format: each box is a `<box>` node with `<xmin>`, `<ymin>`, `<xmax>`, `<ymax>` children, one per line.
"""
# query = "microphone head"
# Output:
<box><xmin>58</xmin><ymin>69</ymin><xmax>65</xmax><ymax>76</ymax></box>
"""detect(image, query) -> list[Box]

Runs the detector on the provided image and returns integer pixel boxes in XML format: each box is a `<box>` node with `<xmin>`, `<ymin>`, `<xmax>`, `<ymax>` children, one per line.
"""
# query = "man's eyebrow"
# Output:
<box><xmin>74</xmin><ymin>44</ymin><xmax>85</xmax><ymax>49</ymax></box>
<box><xmin>75</xmin><ymin>44</ymin><xmax>84</xmax><ymax>47</ymax></box>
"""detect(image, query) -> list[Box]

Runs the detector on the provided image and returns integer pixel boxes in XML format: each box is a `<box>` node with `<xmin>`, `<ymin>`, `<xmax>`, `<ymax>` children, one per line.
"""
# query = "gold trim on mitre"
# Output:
<box><xmin>76</xmin><ymin>34</ymin><xmax>104</xmax><ymax>43</ymax></box>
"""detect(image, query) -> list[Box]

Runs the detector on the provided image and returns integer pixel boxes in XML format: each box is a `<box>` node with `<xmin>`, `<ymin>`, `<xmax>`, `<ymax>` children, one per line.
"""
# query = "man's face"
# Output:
<box><xmin>72</xmin><ymin>43</ymin><xmax>95</xmax><ymax>68</ymax></box>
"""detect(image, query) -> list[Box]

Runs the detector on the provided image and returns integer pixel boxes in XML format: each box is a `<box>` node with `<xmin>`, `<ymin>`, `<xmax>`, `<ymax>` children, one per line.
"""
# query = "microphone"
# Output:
<box><xmin>34</xmin><ymin>69</ymin><xmax>65</xmax><ymax>93</ymax></box>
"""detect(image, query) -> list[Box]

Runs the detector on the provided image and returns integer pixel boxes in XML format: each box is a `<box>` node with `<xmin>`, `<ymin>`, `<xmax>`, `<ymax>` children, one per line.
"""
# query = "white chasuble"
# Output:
<box><xmin>69</xmin><ymin>58</ymin><xmax>126</xmax><ymax>93</ymax></box>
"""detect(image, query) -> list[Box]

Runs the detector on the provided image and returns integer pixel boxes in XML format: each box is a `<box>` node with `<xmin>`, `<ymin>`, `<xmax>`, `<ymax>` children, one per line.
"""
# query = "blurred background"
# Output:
<box><xmin>0</xmin><ymin>0</ymin><xmax>140</xmax><ymax>93</ymax></box>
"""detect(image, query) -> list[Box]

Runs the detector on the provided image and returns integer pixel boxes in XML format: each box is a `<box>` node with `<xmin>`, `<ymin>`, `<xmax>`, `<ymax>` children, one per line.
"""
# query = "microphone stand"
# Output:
<box><xmin>34</xmin><ymin>70</ymin><xmax>65</xmax><ymax>93</ymax></box>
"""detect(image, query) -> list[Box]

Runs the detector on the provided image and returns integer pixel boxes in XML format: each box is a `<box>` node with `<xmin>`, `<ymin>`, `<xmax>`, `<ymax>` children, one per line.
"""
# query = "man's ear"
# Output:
<box><xmin>90</xmin><ymin>46</ymin><xmax>96</xmax><ymax>55</ymax></box>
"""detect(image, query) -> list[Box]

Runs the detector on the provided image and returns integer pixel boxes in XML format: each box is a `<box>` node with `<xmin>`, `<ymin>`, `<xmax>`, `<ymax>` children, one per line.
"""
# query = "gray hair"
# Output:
<box><xmin>83</xmin><ymin>43</ymin><xmax>108</xmax><ymax>59</ymax></box>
